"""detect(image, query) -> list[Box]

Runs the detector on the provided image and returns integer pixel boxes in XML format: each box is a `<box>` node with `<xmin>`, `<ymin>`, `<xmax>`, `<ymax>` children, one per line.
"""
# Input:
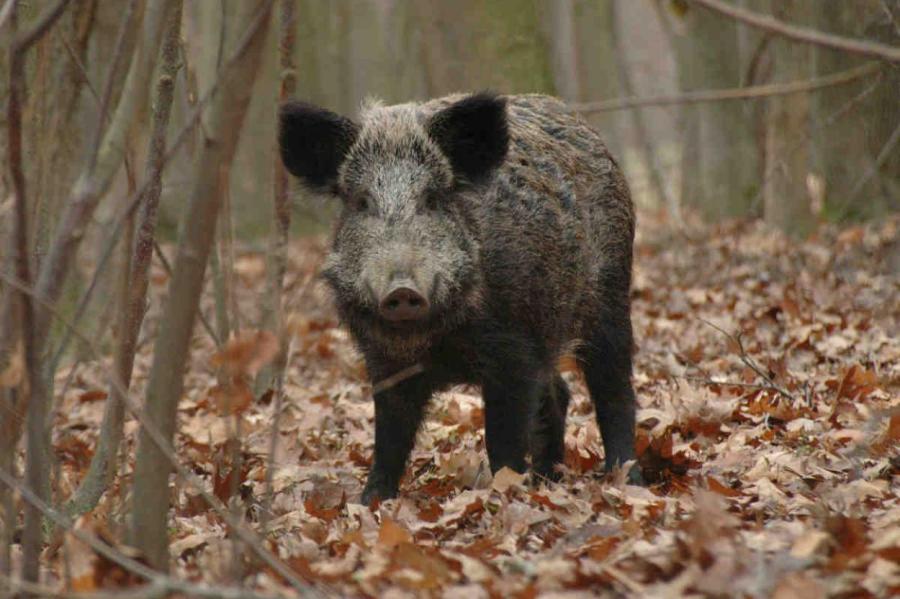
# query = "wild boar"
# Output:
<box><xmin>279</xmin><ymin>92</ymin><xmax>640</xmax><ymax>503</ymax></box>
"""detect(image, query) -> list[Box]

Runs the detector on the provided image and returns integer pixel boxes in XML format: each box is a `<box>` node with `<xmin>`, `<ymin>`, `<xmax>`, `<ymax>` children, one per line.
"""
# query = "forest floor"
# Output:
<box><xmin>47</xmin><ymin>211</ymin><xmax>898</xmax><ymax>597</ymax></box>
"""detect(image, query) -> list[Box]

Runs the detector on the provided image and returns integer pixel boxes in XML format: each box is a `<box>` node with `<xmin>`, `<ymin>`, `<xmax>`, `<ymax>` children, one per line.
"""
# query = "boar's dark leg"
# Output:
<box><xmin>478</xmin><ymin>329</ymin><xmax>546</xmax><ymax>476</ymax></box>
<box><xmin>482</xmin><ymin>376</ymin><xmax>536</xmax><ymax>475</ymax></box>
<box><xmin>361</xmin><ymin>375</ymin><xmax>432</xmax><ymax>504</ymax></box>
<box><xmin>531</xmin><ymin>374</ymin><xmax>570</xmax><ymax>482</ymax></box>
<box><xmin>579</xmin><ymin>311</ymin><xmax>643</xmax><ymax>484</ymax></box>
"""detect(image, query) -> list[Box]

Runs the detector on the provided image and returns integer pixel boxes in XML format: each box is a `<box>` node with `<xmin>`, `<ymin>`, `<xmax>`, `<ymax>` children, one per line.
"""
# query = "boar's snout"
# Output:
<box><xmin>379</xmin><ymin>281</ymin><xmax>429</xmax><ymax>322</ymax></box>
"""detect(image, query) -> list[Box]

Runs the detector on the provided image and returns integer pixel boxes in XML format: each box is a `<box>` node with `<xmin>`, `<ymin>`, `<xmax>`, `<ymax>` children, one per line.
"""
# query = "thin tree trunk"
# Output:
<box><xmin>673</xmin><ymin>0</ymin><xmax>759</xmax><ymax>219</ymax></box>
<box><xmin>0</xmin><ymin>288</ymin><xmax>22</xmax><ymax>577</ymax></box>
<box><xmin>543</xmin><ymin>0</ymin><xmax>582</xmax><ymax>102</ymax></box>
<box><xmin>257</xmin><ymin>0</ymin><xmax>298</xmax><ymax>396</ymax></box>
<box><xmin>763</xmin><ymin>0</ymin><xmax>814</xmax><ymax>235</ymax></box>
<box><xmin>129</xmin><ymin>0</ymin><xmax>273</xmax><ymax>571</ymax></box>
<box><xmin>611</xmin><ymin>0</ymin><xmax>679</xmax><ymax>224</ymax></box>
<box><xmin>63</xmin><ymin>0</ymin><xmax>183</xmax><ymax>519</ymax></box>
<box><xmin>30</xmin><ymin>0</ymin><xmax>100</xmax><ymax>276</ymax></box>
<box><xmin>6</xmin><ymin>1</ymin><xmax>76</xmax><ymax>587</ymax></box>
<box><xmin>569</xmin><ymin>0</ymin><xmax>623</xmax><ymax>159</ymax></box>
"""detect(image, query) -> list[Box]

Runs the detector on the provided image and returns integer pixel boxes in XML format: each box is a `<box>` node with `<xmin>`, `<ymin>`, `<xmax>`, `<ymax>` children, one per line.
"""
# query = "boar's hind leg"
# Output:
<box><xmin>578</xmin><ymin>311</ymin><xmax>643</xmax><ymax>484</ymax></box>
<box><xmin>362</xmin><ymin>376</ymin><xmax>432</xmax><ymax>504</ymax></box>
<box><xmin>531</xmin><ymin>375</ymin><xmax>570</xmax><ymax>482</ymax></box>
<box><xmin>481</xmin><ymin>346</ymin><xmax>545</xmax><ymax>476</ymax></box>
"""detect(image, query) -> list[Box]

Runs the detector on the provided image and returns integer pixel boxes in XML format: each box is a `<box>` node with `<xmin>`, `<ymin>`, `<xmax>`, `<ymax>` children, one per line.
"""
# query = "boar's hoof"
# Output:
<box><xmin>533</xmin><ymin>464</ymin><xmax>564</xmax><ymax>484</ymax></box>
<box><xmin>360</xmin><ymin>477</ymin><xmax>398</xmax><ymax>506</ymax></box>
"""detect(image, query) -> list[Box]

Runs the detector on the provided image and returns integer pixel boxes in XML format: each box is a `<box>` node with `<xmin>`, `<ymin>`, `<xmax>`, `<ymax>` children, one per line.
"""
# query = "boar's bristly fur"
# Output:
<box><xmin>279</xmin><ymin>93</ymin><xmax>640</xmax><ymax>503</ymax></box>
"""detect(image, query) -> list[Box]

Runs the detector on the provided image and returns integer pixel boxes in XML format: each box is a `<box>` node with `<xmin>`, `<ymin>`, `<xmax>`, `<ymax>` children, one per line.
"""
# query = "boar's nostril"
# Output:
<box><xmin>379</xmin><ymin>285</ymin><xmax>429</xmax><ymax>321</ymax></box>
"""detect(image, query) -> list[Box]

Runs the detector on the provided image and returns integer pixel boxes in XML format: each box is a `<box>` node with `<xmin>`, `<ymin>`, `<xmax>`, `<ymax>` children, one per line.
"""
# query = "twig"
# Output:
<box><xmin>126</xmin><ymin>1</ymin><xmax>314</xmax><ymax>589</ymax></box>
<box><xmin>571</xmin><ymin>61</ymin><xmax>881</xmax><ymax>114</ymax></box>
<box><xmin>685</xmin><ymin>0</ymin><xmax>900</xmax><ymax>63</ymax></box>
<box><xmin>0</xmin><ymin>270</ymin><xmax>324</xmax><ymax>597</ymax></box>
<box><xmin>698</xmin><ymin>318</ymin><xmax>796</xmax><ymax>401</ymax></box>
<box><xmin>372</xmin><ymin>363</ymin><xmax>427</xmax><ymax>395</ymax></box>
<box><xmin>259</xmin><ymin>336</ymin><xmax>294</xmax><ymax>535</ymax></box>
<box><xmin>682</xmin><ymin>375</ymin><xmax>775</xmax><ymax>392</ymax></box>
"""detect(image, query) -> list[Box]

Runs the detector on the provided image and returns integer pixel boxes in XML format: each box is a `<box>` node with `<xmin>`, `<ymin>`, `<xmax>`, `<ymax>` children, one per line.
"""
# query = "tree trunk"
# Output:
<box><xmin>129</xmin><ymin>0</ymin><xmax>272</xmax><ymax>571</ymax></box>
<box><xmin>568</xmin><ymin>0</ymin><xmax>622</xmax><ymax>157</ymax></box>
<box><xmin>6</xmin><ymin>1</ymin><xmax>77</xmax><ymax>587</ymax></box>
<box><xmin>763</xmin><ymin>0</ymin><xmax>814</xmax><ymax>235</ymax></box>
<box><xmin>257</xmin><ymin>0</ymin><xmax>298</xmax><ymax>396</ymax></box>
<box><xmin>611</xmin><ymin>0</ymin><xmax>678</xmax><ymax>223</ymax></box>
<box><xmin>543</xmin><ymin>0</ymin><xmax>582</xmax><ymax>102</ymax></box>
<box><xmin>673</xmin><ymin>1</ymin><xmax>759</xmax><ymax>219</ymax></box>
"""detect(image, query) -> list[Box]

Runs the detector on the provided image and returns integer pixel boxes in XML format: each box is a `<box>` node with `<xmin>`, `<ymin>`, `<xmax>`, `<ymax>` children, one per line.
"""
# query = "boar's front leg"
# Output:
<box><xmin>361</xmin><ymin>374</ymin><xmax>432</xmax><ymax>504</ymax></box>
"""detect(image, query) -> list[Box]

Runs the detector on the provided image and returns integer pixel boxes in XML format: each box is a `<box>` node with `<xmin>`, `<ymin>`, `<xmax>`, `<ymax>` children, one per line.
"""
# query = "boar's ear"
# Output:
<box><xmin>427</xmin><ymin>92</ymin><xmax>509</xmax><ymax>185</ymax></box>
<box><xmin>279</xmin><ymin>101</ymin><xmax>359</xmax><ymax>192</ymax></box>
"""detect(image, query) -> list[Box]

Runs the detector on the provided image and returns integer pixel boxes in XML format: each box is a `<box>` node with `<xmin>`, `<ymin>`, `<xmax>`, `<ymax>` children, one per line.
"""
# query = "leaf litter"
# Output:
<box><xmin>45</xmin><ymin>215</ymin><xmax>899</xmax><ymax>597</ymax></box>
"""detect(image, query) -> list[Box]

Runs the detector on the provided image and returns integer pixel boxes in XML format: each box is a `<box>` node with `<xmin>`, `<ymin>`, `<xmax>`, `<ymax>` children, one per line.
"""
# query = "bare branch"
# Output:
<box><xmin>698</xmin><ymin>318</ymin><xmax>796</xmax><ymax>402</ymax></box>
<box><xmin>572</xmin><ymin>61</ymin><xmax>881</xmax><ymax>114</ymax></box>
<box><xmin>11</xmin><ymin>0</ymin><xmax>73</xmax><ymax>53</ymax></box>
<box><xmin>685</xmin><ymin>0</ymin><xmax>900</xmax><ymax>63</ymax></box>
<box><xmin>372</xmin><ymin>363</ymin><xmax>427</xmax><ymax>395</ymax></box>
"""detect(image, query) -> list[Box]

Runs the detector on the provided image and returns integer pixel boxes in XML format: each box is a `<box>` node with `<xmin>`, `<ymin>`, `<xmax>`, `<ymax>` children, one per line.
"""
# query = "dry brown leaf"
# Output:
<box><xmin>491</xmin><ymin>467</ymin><xmax>526</xmax><ymax>493</ymax></box>
<box><xmin>211</xmin><ymin>330</ymin><xmax>279</xmax><ymax>377</ymax></box>
<box><xmin>304</xmin><ymin>479</ymin><xmax>346</xmax><ymax>523</ymax></box>
<box><xmin>208</xmin><ymin>377</ymin><xmax>253</xmax><ymax>416</ymax></box>
<box><xmin>771</xmin><ymin>572</ymin><xmax>826</xmax><ymax>599</ymax></box>
<box><xmin>378</xmin><ymin>517</ymin><xmax>412</xmax><ymax>549</ymax></box>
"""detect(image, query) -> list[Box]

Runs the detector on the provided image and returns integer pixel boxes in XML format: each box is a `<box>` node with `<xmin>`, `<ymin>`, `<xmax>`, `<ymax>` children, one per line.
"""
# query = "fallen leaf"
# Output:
<box><xmin>211</xmin><ymin>330</ymin><xmax>279</xmax><ymax>377</ymax></box>
<box><xmin>378</xmin><ymin>517</ymin><xmax>412</xmax><ymax>549</ymax></box>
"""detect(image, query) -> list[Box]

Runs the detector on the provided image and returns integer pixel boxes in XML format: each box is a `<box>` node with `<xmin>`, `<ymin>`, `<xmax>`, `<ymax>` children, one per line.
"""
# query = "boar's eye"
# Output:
<box><xmin>351</xmin><ymin>193</ymin><xmax>370</xmax><ymax>213</ymax></box>
<box><xmin>425</xmin><ymin>190</ymin><xmax>443</xmax><ymax>212</ymax></box>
